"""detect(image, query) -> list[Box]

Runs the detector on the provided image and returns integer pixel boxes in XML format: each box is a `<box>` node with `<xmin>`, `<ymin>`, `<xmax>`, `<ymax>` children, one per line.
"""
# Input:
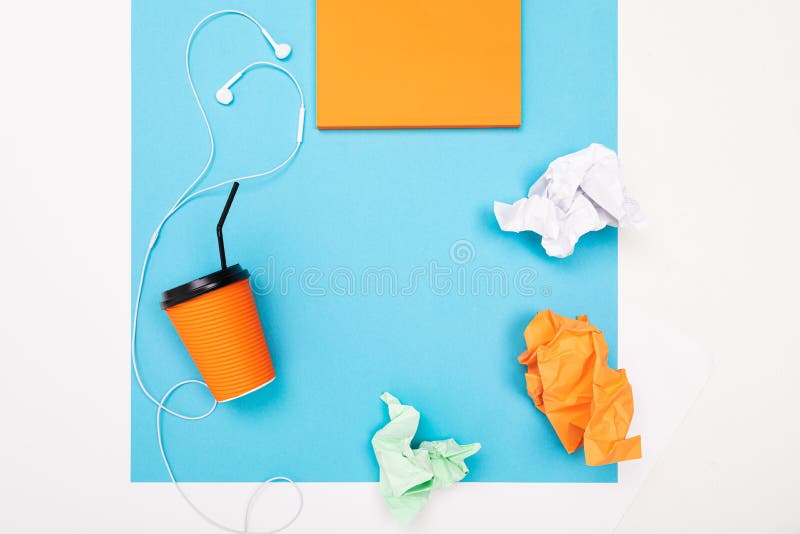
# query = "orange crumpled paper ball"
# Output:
<box><xmin>518</xmin><ymin>310</ymin><xmax>642</xmax><ymax>466</ymax></box>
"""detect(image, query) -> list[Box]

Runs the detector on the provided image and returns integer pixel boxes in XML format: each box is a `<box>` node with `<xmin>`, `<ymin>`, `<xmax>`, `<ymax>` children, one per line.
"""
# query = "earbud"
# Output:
<box><xmin>216</xmin><ymin>71</ymin><xmax>243</xmax><ymax>106</ymax></box>
<box><xmin>259</xmin><ymin>27</ymin><xmax>291</xmax><ymax>60</ymax></box>
<box><xmin>274</xmin><ymin>43</ymin><xmax>292</xmax><ymax>60</ymax></box>
<box><xmin>215</xmin><ymin>87</ymin><xmax>234</xmax><ymax>106</ymax></box>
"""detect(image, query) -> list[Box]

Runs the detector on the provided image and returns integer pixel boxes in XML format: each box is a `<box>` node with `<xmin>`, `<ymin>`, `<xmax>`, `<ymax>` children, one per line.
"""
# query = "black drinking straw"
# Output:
<box><xmin>217</xmin><ymin>182</ymin><xmax>240</xmax><ymax>270</ymax></box>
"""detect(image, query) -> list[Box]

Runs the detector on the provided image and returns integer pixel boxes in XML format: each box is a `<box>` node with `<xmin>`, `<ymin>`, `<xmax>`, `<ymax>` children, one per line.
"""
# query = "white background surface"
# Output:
<box><xmin>1</xmin><ymin>0</ymin><xmax>798</xmax><ymax>532</ymax></box>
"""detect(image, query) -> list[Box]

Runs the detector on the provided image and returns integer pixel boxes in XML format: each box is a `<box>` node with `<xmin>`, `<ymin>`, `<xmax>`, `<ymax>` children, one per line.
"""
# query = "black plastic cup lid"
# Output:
<box><xmin>161</xmin><ymin>264</ymin><xmax>250</xmax><ymax>309</ymax></box>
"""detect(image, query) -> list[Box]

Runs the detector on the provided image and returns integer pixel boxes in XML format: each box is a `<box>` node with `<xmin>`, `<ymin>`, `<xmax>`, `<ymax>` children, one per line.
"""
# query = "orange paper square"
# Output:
<box><xmin>316</xmin><ymin>0</ymin><xmax>521</xmax><ymax>129</ymax></box>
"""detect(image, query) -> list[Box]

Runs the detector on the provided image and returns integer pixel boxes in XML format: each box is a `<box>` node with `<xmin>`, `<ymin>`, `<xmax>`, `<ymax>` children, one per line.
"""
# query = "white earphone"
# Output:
<box><xmin>220</xmin><ymin>9</ymin><xmax>292</xmax><ymax>60</ymax></box>
<box><xmin>215</xmin><ymin>71</ymin><xmax>241</xmax><ymax>105</ymax></box>
<box><xmin>259</xmin><ymin>24</ymin><xmax>292</xmax><ymax>60</ymax></box>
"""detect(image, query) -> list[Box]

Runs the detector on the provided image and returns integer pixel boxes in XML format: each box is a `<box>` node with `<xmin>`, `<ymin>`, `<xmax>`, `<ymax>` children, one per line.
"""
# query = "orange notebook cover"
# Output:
<box><xmin>316</xmin><ymin>0</ymin><xmax>521</xmax><ymax>130</ymax></box>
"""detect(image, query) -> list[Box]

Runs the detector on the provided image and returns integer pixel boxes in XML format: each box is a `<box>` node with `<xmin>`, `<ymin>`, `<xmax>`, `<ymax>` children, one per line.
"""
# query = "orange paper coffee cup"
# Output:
<box><xmin>161</xmin><ymin>264</ymin><xmax>275</xmax><ymax>402</ymax></box>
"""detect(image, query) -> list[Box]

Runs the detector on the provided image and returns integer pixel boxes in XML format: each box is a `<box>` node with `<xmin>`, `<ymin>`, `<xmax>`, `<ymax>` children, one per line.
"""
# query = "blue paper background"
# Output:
<box><xmin>132</xmin><ymin>0</ymin><xmax>618</xmax><ymax>482</ymax></box>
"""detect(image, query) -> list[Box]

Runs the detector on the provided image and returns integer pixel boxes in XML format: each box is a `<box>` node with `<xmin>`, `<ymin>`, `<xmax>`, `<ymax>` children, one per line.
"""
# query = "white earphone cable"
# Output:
<box><xmin>131</xmin><ymin>10</ymin><xmax>305</xmax><ymax>532</ymax></box>
<box><xmin>158</xmin><ymin>381</ymin><xmax>304</xmax><ymax>534</ymax></box>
